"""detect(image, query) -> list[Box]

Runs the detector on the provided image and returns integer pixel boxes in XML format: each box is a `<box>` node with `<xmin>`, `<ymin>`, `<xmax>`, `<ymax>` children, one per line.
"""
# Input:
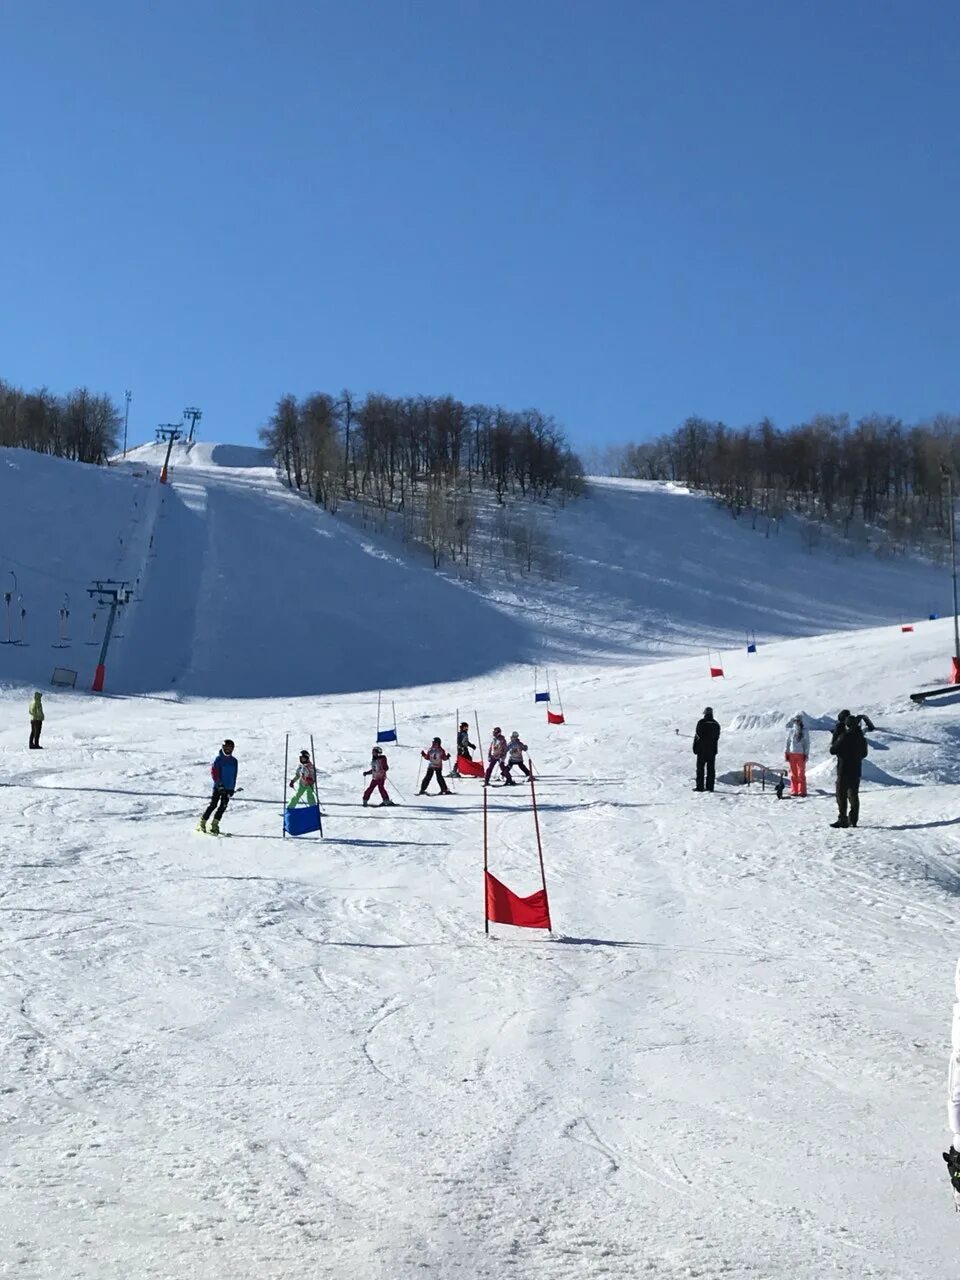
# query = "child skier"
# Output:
<box><xmin>287</xmin><ymin>750</ymin><xmax>317</xmax><ymax>809</ymax></box>
<box><xmin>484</xmin><ymin>727</ymin><xmax>508</xmax><ymax>786</ymax></box>
<box><xmin>452</xmin><ymin>722</ymin><xmax>476</xmax><ymax>778</ymax></box>
<box><xmin>503</xmin><ymin>731</ymin><xmax>530</xmax><ymax>785</ymax></box>
<box><xmin>363</xmin><ymin>746</ymin><xmax>394</xmax><ymax>807</ymax></box>
<box><xmin>199</xmin><ymin>739</ymin><xmax>238</xmax><ymax>834</ymax></box>
<box><xmin>419</xmin><ymin>737</ymin><xmax>451</xmax><ymax>795</ymax></box>
<box><xmin>28</xmin><ymin>690</ymin><xmax>44</xmax><ymax>749</ymax></box>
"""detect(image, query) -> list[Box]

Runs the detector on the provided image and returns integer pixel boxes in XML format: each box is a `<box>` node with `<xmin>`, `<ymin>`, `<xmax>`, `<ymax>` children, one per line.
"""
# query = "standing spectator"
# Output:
<box><xmin>28</xmin><ymin>691</ymin><xmax>44</xmax><ymax>749</ymax></box>
<box><xmin>363</xmin><ymin>746</ymin><xmax>394</xmax><ymax>807</ymax></box>
<box><xmin>829</xmin><ymin>714</ymin><xmax>868</xmax><ymax>828</ymax></box>
<box><xmin>784</xmin><ymin>714</ymin><xmax>810</xmax><ymax>797</ymax></box>
<box><xmin>485</xmin><ymin>727</ymin><xmax>508</xmax><ymax>786</ymax></box>
<box><xmin>503</xmin><ymin>732</ymin><xmax>530</xmax><ymax>785</ymax></box>
<box><xmin>419</xmin><ymin>737</ymin><xmax>451</xmax><ymax>795</ymax></box>
<box><xmin>287</xmin><ymin>750</ymin><xmax>317</xmax><ymax>809</ymax></box>
<box><xmin>198</xmin><ymin>739</ymin><xmax>238</xmax><ymax>834</ymax></box>
<box><xmin>693</xmin><ymin>707</ymin><xmax>720</xmax><ymax>792</ymax></box>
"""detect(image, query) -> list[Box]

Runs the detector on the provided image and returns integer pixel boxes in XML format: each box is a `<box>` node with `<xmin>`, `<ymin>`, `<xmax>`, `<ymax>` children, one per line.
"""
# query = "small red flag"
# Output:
<box><xmin>456</xmin><ymin>755</ymin><xmax>484</xmax><ymax>777</ymax></box>
<box><xmin>710</xmin><ymin>666</ymin><xmax>724</xmax><ymax>678</ymax></box>
<box><xmin>901</xmin><ymin>625</ymin><xmax>914</xmax><ymax>633</ymax></box>
<box><xmin>485</xmin><ymin>872</ymin><xmax>551</xmax><ymax>930</ymax></box>
<box><xmin>547</xmin><ymin>709</ymin><xmax>565</xmax><ymax>724</ymax></box>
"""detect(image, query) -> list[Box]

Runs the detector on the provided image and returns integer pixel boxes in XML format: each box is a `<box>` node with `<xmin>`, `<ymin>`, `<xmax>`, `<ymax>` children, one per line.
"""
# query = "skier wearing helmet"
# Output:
<box><xmin>198</xmin><ymin>739</ymin><xmax>238</xmax><ymax>834</ymax></box>
<box><xmin>419</xmin><ymin>737</ymin><xmax>451</xmax><ymax>795</ymax></box>
<box><xmin>485</xmin><ymin>727</ymin><xmax>508</xmax><ymax>786</ymax></box>
<box><xmin>503</xmin><ymin>731</ymin><xmax>530</xmax><ymax>785</ymax></box>
<box><xmin>287</xmin><ymin>749</ymin><xmax>317</xmax><ymax>809</ymax></box>
<box><xmin>363</xmin><ymin>745</ymin><xmax>394</xmax><ymax>807</ymax></box>
<box><xmin>452</xmin><ymin>721</ymin><xmax>476</xmax><ymax>778</ymax></box>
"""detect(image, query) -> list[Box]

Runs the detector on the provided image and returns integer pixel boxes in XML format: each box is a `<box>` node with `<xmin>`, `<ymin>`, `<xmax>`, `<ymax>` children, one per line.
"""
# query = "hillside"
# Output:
<box><xmin>0</xmin><ymin>442</ymin><xmax>958</xmax><ymax>1277</ymax></box>
<box><xmin>0</xmin><ymin>442</ymin><xmax>949</xmax><ymax>697</ymax></box>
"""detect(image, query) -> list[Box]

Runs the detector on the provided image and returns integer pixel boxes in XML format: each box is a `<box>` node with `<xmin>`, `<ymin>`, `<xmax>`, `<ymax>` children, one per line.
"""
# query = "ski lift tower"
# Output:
<box><xmin>155</xmin><ymin>424</ymin><xmax>182</xmax><ymax>484</ymax></box>
<box><xmin>87</xmin><ymin>579</ymin><xmax>133</xmax><ymax>692</ymax></box>
<box><xmin>183</xmin><ymin>406</ymin><xmax>202</xmax><ymax>443</ymax></box>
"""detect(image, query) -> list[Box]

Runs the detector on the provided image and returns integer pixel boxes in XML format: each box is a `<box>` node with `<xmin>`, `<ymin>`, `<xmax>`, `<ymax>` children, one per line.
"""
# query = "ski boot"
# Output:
<box><xmin>382</xmin><ymin>797</ymin><xmax>396</xmax><ymax>806</ymax></box>
<box><xmin>197</xmin><ymin>818</ymin><xmax>207</xmax><ymax>834</ymax></box>
<box><xmin>209</xmin><ymin>819</ymin><xmax>220</xmax><ymax>835</ymax></box>
<box><xmin>943</xmin><ymin>1148</ymin><xmax>960</xmax><ymax>1209</ymax></box>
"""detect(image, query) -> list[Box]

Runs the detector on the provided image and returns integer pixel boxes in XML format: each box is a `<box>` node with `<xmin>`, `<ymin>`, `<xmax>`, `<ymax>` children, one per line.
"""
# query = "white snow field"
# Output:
<box><xmin>2</xmin><ymin>442</ymin><xmax>959</xmax><ymax>1278</ymax></box>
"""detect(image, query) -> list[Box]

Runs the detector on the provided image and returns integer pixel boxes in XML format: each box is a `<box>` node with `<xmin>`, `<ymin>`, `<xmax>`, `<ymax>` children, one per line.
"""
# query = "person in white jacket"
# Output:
<box><xmin>944</xmin><ymin>958</ymin><xmax>960</xmax><ymax>1207</ymax></box>
<box><xmin>783</xmin><ymin>714</ymin><xmax>810</xmax><ymax>798</ymax></box>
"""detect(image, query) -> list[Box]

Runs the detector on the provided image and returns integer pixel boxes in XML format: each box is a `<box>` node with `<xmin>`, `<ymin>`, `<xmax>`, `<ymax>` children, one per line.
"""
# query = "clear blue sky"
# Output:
<box><xmin>2</xmin><ymin>0</ymin><xmax>958</xmax><ymax>453</ymax></box>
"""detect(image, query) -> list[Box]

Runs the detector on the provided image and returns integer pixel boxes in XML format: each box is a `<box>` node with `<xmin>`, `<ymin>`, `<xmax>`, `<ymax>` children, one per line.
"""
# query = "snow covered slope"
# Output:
<box><xmin>0</xmin><ymin>442</ymin><xmax>949</xmax><ymax>697</ymax></box>
<box><xmin>1</xmin><ymin>442</ymin><xmax>959</xmax><ymax>1277</ymax></box>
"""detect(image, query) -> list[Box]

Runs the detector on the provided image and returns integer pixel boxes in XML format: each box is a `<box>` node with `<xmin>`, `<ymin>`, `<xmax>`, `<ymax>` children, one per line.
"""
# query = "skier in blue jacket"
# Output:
<box><xmin>199</xmin><ymin>739</ymin><xmax>238</xmax><ymax>834</ymax></box>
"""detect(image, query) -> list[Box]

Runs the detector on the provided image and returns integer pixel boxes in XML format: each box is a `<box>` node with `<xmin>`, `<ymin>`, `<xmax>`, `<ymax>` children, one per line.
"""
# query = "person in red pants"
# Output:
<box><xmin>783</xmin><ymin>714</ymin><xmax>810</xmax><ymax>797</ymax></box>
<box><xmin>363</xmin><ymin>746</ymin><xmax>394</xmax><ymax>806</ymax></box>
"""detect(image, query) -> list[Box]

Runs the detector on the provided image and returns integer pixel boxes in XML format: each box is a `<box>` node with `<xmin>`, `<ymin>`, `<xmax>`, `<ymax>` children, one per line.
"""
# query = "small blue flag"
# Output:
<box><xmin>746</xmin><ymin>642</ymin><xmax>757</xmax><ymax>654</ymax></box>
<box><xmin>534</xmin><ymin>691</ymin><xmax>550</xmax><ymax>702</ymax></box>
<box><xmin>376</xmin><ymin>728</ymin><xmax>397</xmax><ymax>743</ymax></box>
<box><xmin>930</xmin><ymin>613</ymin><xmax>939</xmax><ymax>620</ymax></box>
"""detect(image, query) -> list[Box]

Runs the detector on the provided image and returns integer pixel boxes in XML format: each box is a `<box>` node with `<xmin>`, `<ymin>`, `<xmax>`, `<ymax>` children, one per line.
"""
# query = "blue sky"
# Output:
<box><xmin>1</xmin><ymin>0</ymin><xmax>957</xmax><ymax>454</ymax></box>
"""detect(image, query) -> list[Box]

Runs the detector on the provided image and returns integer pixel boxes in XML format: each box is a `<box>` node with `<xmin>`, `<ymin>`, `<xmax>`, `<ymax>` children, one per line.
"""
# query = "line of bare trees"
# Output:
<box><xmin>0</xmin><ymin>378</ymin><xmax>121</xmax><ymax>465</ymax></box>
<box><xmin>605</xmin><ymin>413</ymin><xmax>960</xmax><ymax>558</ymax></box>
<box><xmin>260</xmin><ymin>391</ymin><xmax>585</xmax><ymax>508</ymax></box>
<box><xmin>259</xmin><ymin>391</ymin><xmax>585</xmax><ymax>572</ymax></box>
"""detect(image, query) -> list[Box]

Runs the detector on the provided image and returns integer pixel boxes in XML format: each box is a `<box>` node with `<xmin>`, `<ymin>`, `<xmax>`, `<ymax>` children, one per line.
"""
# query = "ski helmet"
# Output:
<box><xmin>432</xmin><ymin>737</ymin><xmax>441</xmax><ymax>745</ymax></box>
<box><xmin>702</xmin><ymin>708</ymin><xmax>712</xmax><ymax>718</ymax></box>
<box><xmin>222</xmin><ymin>739</ymin><xmax>235</xmax><ymax>751</ymax></box>
<box><xmin>459</xmin><ymin>722</ymin><xmax>468</xmax><ymax>730</ymax></box>
<box><xmin>372</xmin><ymin>746</ymin><xmax>383</xmax><ymax>756</ymax></box>
<box><xmin>300</xmin><ymin>750</ymin><xmax>310</xmax><ymax>761</ymax></box>
<box><xmin>493</xmin><ymin>726</ymin><xmax>501</xmax><ymax>735</ymax></box>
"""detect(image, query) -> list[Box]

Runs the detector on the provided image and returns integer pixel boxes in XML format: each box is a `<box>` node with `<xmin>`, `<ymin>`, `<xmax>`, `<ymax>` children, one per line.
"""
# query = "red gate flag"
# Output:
<box><xmin>547</xmin><ymin>709</ymin><xmax>565</xmax><ymax>724</ymax></box>
<box><xmin>485</xmin><ymin>872</ymin><xmax>551</xmax><ymax>930</ymax></box>
<box><xmin>457</xmin><ymin>755</ymin><xmax>484</xmax><ymax>777</ymax></box>
<box><xmin>710</xmin><ymin>666</ymin><xmax>724</xmax><ymax>678</ymax></box>
<box><xmin>900</xmin><ymin>624</ymin><xmax>914</xmax><ymax>633</ymax></box>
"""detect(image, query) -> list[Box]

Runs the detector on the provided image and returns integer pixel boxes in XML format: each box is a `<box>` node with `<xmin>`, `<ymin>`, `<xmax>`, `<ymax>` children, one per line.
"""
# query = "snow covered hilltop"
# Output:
<box><xmin>1</xmin><ymin>440</ymin><xmax>958</xmax><ymax>1277</ymax></box>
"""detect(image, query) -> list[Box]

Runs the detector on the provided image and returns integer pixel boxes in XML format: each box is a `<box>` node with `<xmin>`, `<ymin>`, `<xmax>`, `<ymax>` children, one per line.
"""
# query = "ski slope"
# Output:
<box><xmin>1</xmin><ymin>444</ymin><xmax>959</xmax><ymax>1278</ymax></box>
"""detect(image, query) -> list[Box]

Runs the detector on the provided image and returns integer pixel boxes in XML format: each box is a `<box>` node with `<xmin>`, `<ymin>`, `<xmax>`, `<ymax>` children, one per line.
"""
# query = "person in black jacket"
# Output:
<box><xmin>693</xmin><ymin>707</ymin><xmax>721</xmax><ymax>792</ymax></box>
<box><xmin>829</xmin><ymin>715</ymin><xmax>868</xmax><ymax>827</ymax></box>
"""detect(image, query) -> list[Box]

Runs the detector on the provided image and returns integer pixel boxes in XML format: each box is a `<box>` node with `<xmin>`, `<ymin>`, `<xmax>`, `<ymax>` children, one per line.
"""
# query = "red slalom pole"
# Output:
<box><xmin>483</xmin><ymin>779</ymin><xmax>489</xmax><ymax>935</ymax></box>
<box><xmin>527</xmin><ymin>758</ymin><xmax>552</xmax><ymax>931</ymax></box>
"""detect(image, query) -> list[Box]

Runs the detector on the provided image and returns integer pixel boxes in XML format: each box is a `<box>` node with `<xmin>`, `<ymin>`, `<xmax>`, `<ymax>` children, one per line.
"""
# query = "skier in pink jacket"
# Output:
<box><xmin>363</xmin><ymin>746</ymin><xmax>395</xmax><ymax>807</ymax></box>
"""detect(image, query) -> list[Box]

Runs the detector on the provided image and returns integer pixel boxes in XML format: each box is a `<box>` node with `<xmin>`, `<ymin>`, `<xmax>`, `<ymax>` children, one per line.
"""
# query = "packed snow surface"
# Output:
<box><xmin>1</xmin><ymin>442</ymin><xmax>958</xmax><ymax>1277</ymax></box>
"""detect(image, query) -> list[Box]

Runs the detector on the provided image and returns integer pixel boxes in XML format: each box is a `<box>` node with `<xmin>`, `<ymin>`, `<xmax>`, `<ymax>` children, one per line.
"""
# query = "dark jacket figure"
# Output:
<box><xmin>200</xmin><ymin>739</ymin><xmax>238</xmax><ymax>833</ymax></box>
<box><xmin>829</xmin><ymin>717</ymin><xmax>868</xmax><ymax>827</ymax></box>
<box><xmin>452</xmin><ymin>723</ymin><xmax>476</xmax><ymax>777</ymax></box>
<box><xmin>831</xmin><ymin>708</ymin><xmax>875</xmax><ymax>754</ymax></box>
<box><xmin>693</xmin><ymin>707</ymin><xmax>721</xmax><ymax>792</ymax></box>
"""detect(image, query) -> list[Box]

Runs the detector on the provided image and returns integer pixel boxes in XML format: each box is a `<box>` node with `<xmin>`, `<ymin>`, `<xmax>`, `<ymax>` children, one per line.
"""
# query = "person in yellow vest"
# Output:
<box><xmin>28</xmin><ymin>691</ymin><xmax>44</xmax><ymax>749</ymax></box>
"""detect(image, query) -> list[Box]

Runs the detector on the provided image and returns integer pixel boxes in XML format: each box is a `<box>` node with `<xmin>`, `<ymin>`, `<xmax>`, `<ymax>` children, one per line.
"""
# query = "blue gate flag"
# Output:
<box><xmin>746</xmin><ymin>642</ymin><xmax>757</xmax><ymax>654</ymax></box>
<box><xmin>534</xmin><ymin>691</ymin><xmax>550</xmax><ymax>702</ymax></box>
<box><xmin>284</xmin><ymin>804</ymin><xmax>322</xmax><ymax>836</ymax></box>
<box><xmin>376</xmin><ymin>727</ymin><xmax>397</xmax><ymax>743</ymax></box>
<box><xmin>930</xmin><ymin>613</ymin><xmax>940</xmax><ymax>620</ymax></box>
